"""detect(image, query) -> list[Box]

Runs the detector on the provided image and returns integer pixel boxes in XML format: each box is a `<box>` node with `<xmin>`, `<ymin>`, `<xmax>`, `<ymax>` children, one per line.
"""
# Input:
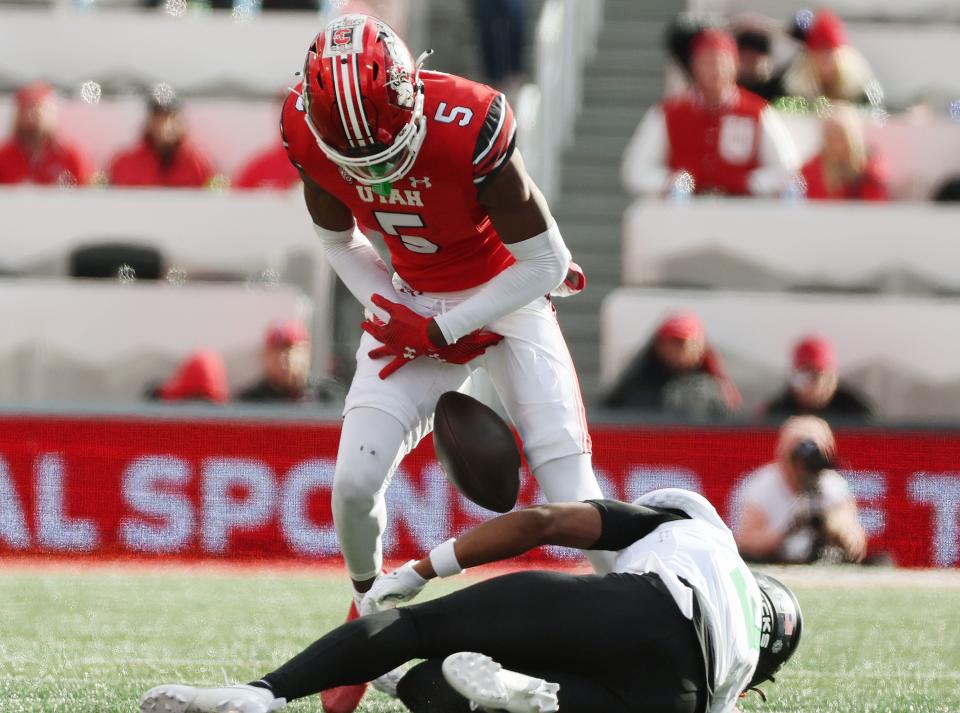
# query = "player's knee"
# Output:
<box><xmin>332</xmin><ymin>459</ymin><xmax>387</xmax><ymax>514</ymax></box>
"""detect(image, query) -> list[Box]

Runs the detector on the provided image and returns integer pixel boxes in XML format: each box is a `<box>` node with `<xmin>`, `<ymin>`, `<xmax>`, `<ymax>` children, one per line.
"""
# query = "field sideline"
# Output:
<box><xmin>2</xmin><ymin>562</ymin><xmax>958</xmax><ymax>713</ymax></box>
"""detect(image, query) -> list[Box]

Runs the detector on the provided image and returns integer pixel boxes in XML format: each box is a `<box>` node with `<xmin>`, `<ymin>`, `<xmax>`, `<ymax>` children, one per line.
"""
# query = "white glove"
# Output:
<box><xmin>360</xmin><ymin>561</ymin><xmax>429</xmax><ymax>616</ymax></box>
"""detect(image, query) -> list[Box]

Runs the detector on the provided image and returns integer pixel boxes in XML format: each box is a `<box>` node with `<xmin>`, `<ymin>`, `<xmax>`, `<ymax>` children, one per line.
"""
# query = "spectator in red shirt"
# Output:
<box><xmin>0</xmin><ymin>81</ymin><xmax>92</xmax><ymax>186</ymax></box>
<box><xmin>109</xmin><ymin>87</ymin><xmax>215</xmax><ymax>188</ymax></box>
<box><xmin>146</xmin><ymin>349</ymin><xmax>229</xmax><ymax>404</ymax></box>
<box><xmin>801</xmin><ymin>103</ymin><xmax>888</xmax><ymax>201</ymax></box>
<box><xmin>623</xmin><ymin>28</ymin><xmax>798</xmax><ymax>197</ymax></box>
<box><xmin>233</xmin><ymin>140</ymin><xmax>299</xmax><ymax>190</ymax></box>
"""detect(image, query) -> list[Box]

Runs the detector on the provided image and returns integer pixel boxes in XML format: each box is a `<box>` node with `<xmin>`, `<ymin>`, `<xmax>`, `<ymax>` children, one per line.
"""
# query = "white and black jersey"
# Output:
<box><xmin>588</xmin><ymin>490</ymin><xmax>763</xmax><ymax>713</ymax></box>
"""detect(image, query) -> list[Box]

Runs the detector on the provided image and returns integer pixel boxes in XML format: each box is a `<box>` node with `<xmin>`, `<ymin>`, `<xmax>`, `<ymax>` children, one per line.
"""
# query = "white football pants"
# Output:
<box><xmin>332</xmin><ymin>278</ymin><xmax>613</xmax><ymax>581</ymax></box>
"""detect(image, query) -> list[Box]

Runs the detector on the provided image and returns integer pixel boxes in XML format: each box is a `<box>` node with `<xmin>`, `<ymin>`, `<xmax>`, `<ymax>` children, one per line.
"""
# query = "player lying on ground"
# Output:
<box><xmin>141</xmin><ymin>489</ymin><xmax>802</xmax><ymax>713</ymax></box>
<box><xmin>286</xmin><ymin>16</ymin><xmax>611</xmax><ymax>710</ymax></box>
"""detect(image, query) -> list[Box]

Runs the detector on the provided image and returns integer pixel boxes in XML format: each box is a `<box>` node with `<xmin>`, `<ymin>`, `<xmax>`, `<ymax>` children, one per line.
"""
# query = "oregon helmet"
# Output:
<box><xmin>749</xmin><ymin>572</ymin><xmax>803</xmax><ymax>689</ymax></box>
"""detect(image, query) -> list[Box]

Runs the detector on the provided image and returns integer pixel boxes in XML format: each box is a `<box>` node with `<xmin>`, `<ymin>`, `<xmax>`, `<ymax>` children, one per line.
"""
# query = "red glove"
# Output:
<box><xmin>550</xmin><ymin>261</ymin><xmax>586</xmax><ymax>298</ymax></box>
<box><xmin>363</xmin><ymin>294</ymin><xmax>504</xmax><ymax>379</ymax></box>
<box><xmin>362</xmin><ymin>294</ymin><xmax>436</xmax><ymax>379</ymax></box>
<box><xmin>368</xmin><ymin>328</ymin><xmax>503</xmax><ymax>379</ymax></box>
<box><xmin>430</xmin><ymin>329</ymin><xmax>503</xmax><ymax>365</ymax></box>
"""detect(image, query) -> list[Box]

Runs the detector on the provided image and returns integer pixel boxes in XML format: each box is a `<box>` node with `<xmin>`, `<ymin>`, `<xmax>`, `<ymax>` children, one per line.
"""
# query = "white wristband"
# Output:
<box><xmin>428</xmin><ymin>538</ymin><xmax>464</xmax><ymax>578</ymax></box>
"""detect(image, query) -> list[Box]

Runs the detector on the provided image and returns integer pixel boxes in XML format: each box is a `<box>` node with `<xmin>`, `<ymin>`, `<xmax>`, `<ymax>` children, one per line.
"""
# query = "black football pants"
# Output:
<box><xmin>261</xmin><ymin>571</ymin><xmax>707</xmax><ymax>713</ymax></box>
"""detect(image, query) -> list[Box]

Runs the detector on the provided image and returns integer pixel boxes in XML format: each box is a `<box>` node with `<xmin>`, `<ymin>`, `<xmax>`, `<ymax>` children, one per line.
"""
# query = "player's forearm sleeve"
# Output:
<box><xmin>585</xmin><ymin>499</ymin><xmax>689</xmax><ymax>551</ymax></box>
<box><xmin>433</xmin><ymin>222</ymin><xmax>569</xmax><ymax>344</ymax></box>
<box><xmin>313</xmin><ymin>224</ymin><xmax>395</xmax><ymax>320</ymax></box>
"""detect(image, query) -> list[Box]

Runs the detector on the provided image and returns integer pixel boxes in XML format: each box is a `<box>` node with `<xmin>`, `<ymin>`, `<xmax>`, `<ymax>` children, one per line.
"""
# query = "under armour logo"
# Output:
<box><xmin>338</xmin><ymin>166</ymin><xmax>354</xmax><ymax>184</ymax></box>
<box><xmin>403</xmin><ymin>347</ymin><xmax>417</xmax><ymax>360</ymax></box>
<box><xmin>408</xmin><ymin>176</ymin><xmax>432</xmax><ymax>188</ymax></box>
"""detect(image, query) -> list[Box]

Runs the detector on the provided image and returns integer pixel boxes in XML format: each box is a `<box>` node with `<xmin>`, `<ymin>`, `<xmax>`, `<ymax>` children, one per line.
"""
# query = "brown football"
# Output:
<box><xmin>433</xmin><ymin>391</ymin><xmax>521</xmax><ymax>513</ymax></box>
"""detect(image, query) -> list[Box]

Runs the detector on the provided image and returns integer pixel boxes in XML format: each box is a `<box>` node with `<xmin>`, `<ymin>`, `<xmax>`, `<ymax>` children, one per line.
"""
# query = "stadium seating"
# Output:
<box><xmin>0</xmin><ymin>188</ymin><xmax>329</xmax><ymax>282</ymax></box>
<box><xmin>848</xmin><ymin>24</ymin><xmax>960</xmax><ymax>110</ymax></box>
<box><xmin>622</xmin><ymin>200</ymin><xmax>960</xmax><ymax>293</ymax></box>
<box><xmin>0</xmin><ymin>8</ymin><xmax>315</xmax><ymax>97</ymax></box>
<box><xmin>0</xmin><ymin>279</ymin><xmax>311</xmax><ymax>401</ymax></box>
<box><xmin>0</xmin><ymin>3</ymin><xmax>416</xmax><ymax>96</ymax></box>
<box><xmin>0</xmin><ymin>188</ymin><xmax>333</xmax><ymax>399</ymax></box>
<box><xmin>687</xmin><ymin>0</ymin><xmax>960</xmax><ymax>23</ymax></box>
<box><xmin>0</xmin><ymin>96</ymin><xmax>281</xmax><ymax>177</ymax></box>
<box><xmin>685</xmin><ymin>2</ymin><xmax>960</xmax><ymax>110</ymax></box>
<box><xmin>601</xmin><ymin>288</ymin><xmax>960</xmax><ymax>422</ymax></box>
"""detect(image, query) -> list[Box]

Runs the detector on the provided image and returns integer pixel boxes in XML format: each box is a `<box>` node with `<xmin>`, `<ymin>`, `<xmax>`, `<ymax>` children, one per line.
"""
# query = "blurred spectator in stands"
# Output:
<box><xmin>735</xmin><ymin>30</ymin><xmax>775</xmax><ymax>100</ymax></box>
<box><xmin>801</xmin><ymin>102</ymin><xmax>888</xmax><ymax>201</ymax></box>
<box><xmin>259</xmin><ymin>0</ymin><xmax>320</xmax><ymax>9</ymax></box>
<box><xmin>732</xmin><ymin>416</ymin><xmax>867</xmax><ymax>564</ymax></box>
<box><xmin>236</xmin><ymin>320</ymin><xmax>334</xmax><ymax>403</ymax></box>
<box><xmin>761</xmin><ymin>335</ymin><xmax>872</xmax><ymax>420</ymax></box>
<box><xmin>233</xmin><ymin>92</ymin><xmax>299</xmax><ymax>190</ymax></box>
<box><xmin>471</xmin><ymin>0</ymin><xmax>527</xmax><ymax>95</ymax></box>
<box><xmin>0</xmin><ymin>82</ymin><xmax>92</xmax><ymax>187</ymax></box>
<box><xmin>665</xmin><ymin>13</ymin><xmax>716</xmax><ymax>78</ymax></box>
<box><xmin>602</xmin><ymin>310</ymin><xmax>741</xmax><ymax>420</ymax></box>
<box><xmin>233</xmin><ymin>139</ymin><xmax>299</xmax><ymax>190</ymax></box>
<box><xmin>146</xmin><ymin>349</ymin><xmax>229</xmax><ymax>404</ymax></box>
<box><xmin>932</xmin><ymin>176</ymin><xmax>960</xmax><ymax>202</ymax></box>
<box><xmin>775</xmin><ymin>10</ymin><xmax>882</xmax><ymax>108</ymax></box>
<box><xmin>144</xmin><ymin>0</ymin><xmax>320</xmax><ymax>10</ymax></box>
<box><xmin>623</xmin><ymin>28</ymin><xmax>798</xmax><ymax>198</ymax></box>
<box><xmin>109</xmin><ymin>85</ymin><xmax>215</xmax><ymax>188</ymax></box>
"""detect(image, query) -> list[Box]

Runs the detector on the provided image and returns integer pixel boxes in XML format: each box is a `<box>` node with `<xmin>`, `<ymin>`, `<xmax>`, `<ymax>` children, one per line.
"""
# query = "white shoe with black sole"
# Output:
<box><xmin>139</xmin><ymin>683</ymin><xmax>285</xmax><ymax>713</ymax></box>
<box><xmin>442</xmin><ymin>652</ymin><xmax>560</xmax><ymax>713</ymax></box>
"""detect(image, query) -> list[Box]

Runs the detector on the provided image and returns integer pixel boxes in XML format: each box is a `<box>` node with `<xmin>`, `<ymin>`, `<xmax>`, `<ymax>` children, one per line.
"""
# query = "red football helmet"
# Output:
<box><xmin>301</xmin><ymin>14</ymin><xmax>430</xmax><ymax>185</ymax></box>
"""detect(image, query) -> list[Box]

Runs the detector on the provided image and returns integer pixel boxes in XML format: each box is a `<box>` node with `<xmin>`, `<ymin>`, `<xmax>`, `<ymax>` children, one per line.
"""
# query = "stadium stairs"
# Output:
<box><xmin>549</xmin><ymin>0</ymin><xmax>680</xmax><ymax>405</ymax></box>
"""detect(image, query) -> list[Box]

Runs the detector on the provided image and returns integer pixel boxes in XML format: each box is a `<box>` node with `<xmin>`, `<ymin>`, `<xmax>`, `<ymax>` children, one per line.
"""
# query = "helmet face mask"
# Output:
<box><xmin>300</xmin><ymin>15</ymin><xmax>431</xmax><ymax>186</ymax></box>
<box><xmin>749</xmin><ymin>572</ymin><xmax>803</xmax><ymax>690</ymax></box>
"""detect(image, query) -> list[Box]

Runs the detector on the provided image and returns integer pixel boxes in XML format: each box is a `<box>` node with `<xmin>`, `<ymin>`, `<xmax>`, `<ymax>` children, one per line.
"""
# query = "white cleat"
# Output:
<box><xmin>442</xmin><ymin>652</ymin><xmax>559</xmax><ymax>713</ymax></box>
<box><xmin>139</xmin><ymin>683</ymin><xmax>286</xmax><ymax>713</ymax></box>
<box><xmin>371</xmin><ymin>666</ymin><xmax>407</xmax><ymax>699</ymax></box>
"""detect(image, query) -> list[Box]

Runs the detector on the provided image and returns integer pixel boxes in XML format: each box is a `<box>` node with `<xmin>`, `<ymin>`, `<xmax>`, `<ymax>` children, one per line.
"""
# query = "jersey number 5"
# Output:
<box><xmin>375</xmin><ymin>211</ymin><xmax>439</xmax><ymax>254</ymax></box>
<box><xmin>435</xmin><ymin>102</ymin><xmax>474</xmax><ymax>127</ymax></box>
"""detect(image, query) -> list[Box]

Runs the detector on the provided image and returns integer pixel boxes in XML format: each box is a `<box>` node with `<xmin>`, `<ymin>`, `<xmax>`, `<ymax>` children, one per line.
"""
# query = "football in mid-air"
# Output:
<box><xmin>433</xmin><ymin>391</ymin><xmax>521</xmax><ymax>513</ymax></box>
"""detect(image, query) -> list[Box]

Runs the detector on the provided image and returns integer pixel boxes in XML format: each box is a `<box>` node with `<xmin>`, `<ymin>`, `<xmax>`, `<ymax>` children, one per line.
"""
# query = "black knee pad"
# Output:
<box><xmin>396</xmin><ymin>659</ymin><xmax>473</xmax><ymax>713</ymax></box>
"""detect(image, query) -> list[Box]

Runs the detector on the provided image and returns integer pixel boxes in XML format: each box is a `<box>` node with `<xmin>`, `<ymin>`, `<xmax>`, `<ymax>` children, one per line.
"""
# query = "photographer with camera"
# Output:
<box><xmin>732</xmin><ymin>416</ymin><xmax>867</xmax><ymax>564</ymax></box>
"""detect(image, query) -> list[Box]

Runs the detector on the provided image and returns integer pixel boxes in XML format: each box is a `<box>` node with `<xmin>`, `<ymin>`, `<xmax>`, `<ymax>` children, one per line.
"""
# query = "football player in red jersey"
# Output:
<box><xmin>280</xmin><ymin>15</ymin><xmax>612</xmax><ymax>712</ymax></box>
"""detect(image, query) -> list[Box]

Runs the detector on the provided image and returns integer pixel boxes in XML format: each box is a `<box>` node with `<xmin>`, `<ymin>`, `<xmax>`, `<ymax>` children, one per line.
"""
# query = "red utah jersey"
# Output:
<box><xmin>662</xmin><ymin>88</ymin><xmax>766</xmax><ymax>196</ymax></box>
<box><xmin>282</xmin><ymin>70</ymin><xmax>518</xmax><ymax>292</ymax></box>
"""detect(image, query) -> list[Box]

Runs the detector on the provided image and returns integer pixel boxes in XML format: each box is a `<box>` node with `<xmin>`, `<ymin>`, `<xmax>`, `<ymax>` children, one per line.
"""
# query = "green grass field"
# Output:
<box><xmin>2</xmin><ymin>564</ymin><xmax>958</xmax><ymax>713</ymax></box>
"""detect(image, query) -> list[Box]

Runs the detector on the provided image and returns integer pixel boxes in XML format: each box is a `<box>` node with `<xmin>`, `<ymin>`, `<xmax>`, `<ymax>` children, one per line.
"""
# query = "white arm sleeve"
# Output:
<box><xmin>621</xmin><ymin>106</ymin><xmax>673</xmax><ymax>196</ymax></box>
<box><xmin>747</xmin><ymin>107</ymin><xmax>800</xmax><ymax>197</ymax></box>
<box><xmin>314</xmin><ymin>224</ymin><xmax>394</xmax><ymax>321</ymax></box>
<box><xmin>433</xmin><ymin>221</ymin><xmax>569</xmax><ymax>344</ymax></box>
